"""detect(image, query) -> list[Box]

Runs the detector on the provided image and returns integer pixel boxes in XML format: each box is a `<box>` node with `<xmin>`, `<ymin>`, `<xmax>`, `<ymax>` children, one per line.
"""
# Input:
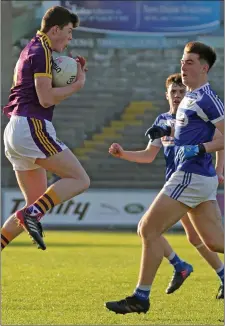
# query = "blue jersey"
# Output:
<box><xmin>174</xmin><ymin>83</ymin><xmax>224</xmax><ymax>177</ymax></box>
<box><xmin>151</xmin><ymin>112</ymin><xmax>176</xmax><ymax>181</ymax></box>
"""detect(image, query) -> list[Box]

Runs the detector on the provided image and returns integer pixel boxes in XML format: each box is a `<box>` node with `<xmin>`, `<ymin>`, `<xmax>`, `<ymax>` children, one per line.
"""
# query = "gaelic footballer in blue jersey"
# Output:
<box><xmin>107</xmin><ymin>73</ymin><xmax>224</xmax><ymax>303</ymax></box>
<box><xmin>105</xmin><ymin>42</ymin><xmax>224</xmax><ymax>315</ymax></box>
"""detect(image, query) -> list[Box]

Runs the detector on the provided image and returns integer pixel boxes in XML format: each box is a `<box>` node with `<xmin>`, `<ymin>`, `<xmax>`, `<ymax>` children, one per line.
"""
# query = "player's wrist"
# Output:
<box><xmin>120</xmin><ymin>151</ymin><xmax>127</xmax><ymax>159</ymax></box>
<box><xmin>198</xmin><ymin>144</ymin><xmax>206</xmax><ymax>154</ymax></box>
<box><xmin>73</xmin><ymin>79</ymin><xmax>85</xmax><ymax>90</ymax></box>
<box><xmin>216</xmin><ymin>168</ymin><xmax>224</xmax><ymax>175</ymax></box>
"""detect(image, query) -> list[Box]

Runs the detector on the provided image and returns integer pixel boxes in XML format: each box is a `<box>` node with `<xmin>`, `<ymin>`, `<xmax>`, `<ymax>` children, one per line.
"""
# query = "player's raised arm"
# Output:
<box><xmin>109</xmin><ymin>141</ymin><xmax>160</xmax><ymax>163</ymax></box>
<box><xmin>109</xmin><ymin>115</ymin><xmax>164</xmax><ymax>163</ymax></box>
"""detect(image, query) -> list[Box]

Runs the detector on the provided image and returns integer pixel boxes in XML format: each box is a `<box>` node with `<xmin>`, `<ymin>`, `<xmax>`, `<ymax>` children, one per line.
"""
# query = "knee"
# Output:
<box><xmin>70</xmin><ymin>169</ymin><xmax>90</xmax><ymax>190</ymax></box>
<box><xmin>139</xmin><ymin>222</ymin><xmax>158</xmax><ymax>243</ymax></box>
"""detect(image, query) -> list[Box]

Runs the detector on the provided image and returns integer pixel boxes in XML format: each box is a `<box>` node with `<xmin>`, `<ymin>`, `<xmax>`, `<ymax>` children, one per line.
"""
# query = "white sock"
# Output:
<box><xmin>167</xmin><ymin>251</ymin><xmax>176</xmax><ymax>261</ymax></box>
<box><xmin>216</xmin><ymin>265</ymin><xmax>224</xmax><ymax>273</ymax></box>
<box><xmin>136</xmin><ymin>284</ymin><xmax>151</xmax><ymax>291</ymax></box>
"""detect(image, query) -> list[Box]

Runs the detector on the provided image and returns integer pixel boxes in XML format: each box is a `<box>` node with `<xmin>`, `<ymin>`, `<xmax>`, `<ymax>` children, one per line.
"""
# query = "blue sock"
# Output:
<box><xmin>216</xmin><ymin>265</ymin><xmax>224</xmax><ymax>285</ymax></box>
<box><xmin>134</xmin><ymin>285</ymin><xmax>151</xmax><ymax>301</ymax></box>
<box><xmin>167</xmin><ymin>252</ymin><xmax>186</xmax><ymax>272</ymax></box>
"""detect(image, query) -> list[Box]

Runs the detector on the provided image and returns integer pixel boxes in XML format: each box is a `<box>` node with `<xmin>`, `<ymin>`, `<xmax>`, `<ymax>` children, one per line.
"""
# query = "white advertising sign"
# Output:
<box><xmin>3</xmin><ymin>189</ymin><xmax>223</xmax><ymax>229</ymax></box>
<box><xmin>2</xmin><ymin>188</ymin><xmax>183</xmax><ymax>228</ymax></box>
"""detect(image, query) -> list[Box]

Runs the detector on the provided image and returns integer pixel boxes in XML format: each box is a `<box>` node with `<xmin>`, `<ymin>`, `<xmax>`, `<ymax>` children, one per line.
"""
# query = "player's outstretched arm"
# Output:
<box><xmin>35</xmin><ymin>63</ymin><xmax>85</xmax><ymax>108</ymax></box>
<box><xmin>108</xmin><ymin>142</ymin><xmax>160</xmax><ymax>163</ymax></box>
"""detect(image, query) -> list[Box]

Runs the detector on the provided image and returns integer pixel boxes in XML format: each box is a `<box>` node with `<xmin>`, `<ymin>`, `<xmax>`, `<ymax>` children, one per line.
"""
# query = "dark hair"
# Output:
<box><xmin>166</xmin><ymin>73</ymin><xmax>183</xmax><ymax>89</ymax></box>
<box><xmin>41</xmin><ymin>6</ymin><xmax>79</xmax><ymax>33</ymax></box>
<box><xmin>184</xmin><ymin>41</ymin><xmax>217</xmax><ymax>71</ymax></box>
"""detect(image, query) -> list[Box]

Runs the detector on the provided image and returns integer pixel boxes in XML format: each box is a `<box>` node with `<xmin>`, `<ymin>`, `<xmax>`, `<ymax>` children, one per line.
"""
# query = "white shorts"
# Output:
<box><xmin>162</xmin><ymin>170</ymin><xmax>218</xmax><ymax>208</ymax></box>
<box><xmin>4</xmin><ymin>116</ymin><xmax>67</xmax><ymax>171</ymax></box>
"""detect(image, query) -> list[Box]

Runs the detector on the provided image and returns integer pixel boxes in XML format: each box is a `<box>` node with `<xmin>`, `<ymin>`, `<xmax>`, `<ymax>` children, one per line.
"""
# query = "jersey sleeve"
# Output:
<box><xmin>153</xmin><ymin>114</ymin><xmax>172</xmax><ymax>128</ymax></box>
<box><xmin>29</xmin><ymin>44</ymin><xmax>52</xmax><ymax>79</ymax></box>
<box><xmin>200</xmin><ymin>93</ymin><xmax>224</xmax><ymax>124</ymax></box>
<box><xmin>147</xmin><ymin>114</ymin><xmax>163</xmax><ymax>147</ymax></box>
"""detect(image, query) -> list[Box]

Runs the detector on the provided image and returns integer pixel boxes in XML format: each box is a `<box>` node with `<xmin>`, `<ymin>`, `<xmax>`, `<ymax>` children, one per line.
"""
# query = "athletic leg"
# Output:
<box><xmin>162</xmin><ymin>232</ymin><xmax>193</xmax><ymax>294</ymax></box>
<box><xmin>15</xmin><ymin>149</ymin><xmax>90</xmax><ymax>249</ymax></box>
<box><xmin>187</xmin><ymin>201</ymin><xmax>224</xmax><ymax>299</ymax></box>
<box><xmin>182</xmin><ymin>214</ymin><xmax>223</xmax><ymax>270</ymax></box>
<box><xmin>188</xmin><ymin>201</ymin><xmax>224</xmax><ymax>254</ymax></box>
<box><xmin>1</xmin><ymin>168</ymin><xmax>47</xmax><ymax>250</ymax></box>
<box><xmin>105</xmin><ymin>172</ymin><xmax>223</xmax><ymax>313</ymax></box>
<box><xmin>138</xmin><ymin>219</ymin><xmax>192</xmax><ymax>290</ymax></box>
<box><xmin>105</xmin><ymin>191</ymin><xmax>189</xmax><ymax>314</ymax></box>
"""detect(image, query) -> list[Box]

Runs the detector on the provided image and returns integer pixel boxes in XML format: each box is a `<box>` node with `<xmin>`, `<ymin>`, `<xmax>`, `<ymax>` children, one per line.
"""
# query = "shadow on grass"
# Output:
<box><xmin>9</xmin><ymin>242</ymin><xmax>140</xmax><ymax>248</ymax></box>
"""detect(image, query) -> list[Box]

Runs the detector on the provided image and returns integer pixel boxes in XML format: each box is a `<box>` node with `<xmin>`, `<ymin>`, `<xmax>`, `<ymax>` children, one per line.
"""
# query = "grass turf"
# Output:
<box><xmin>1</xmin><ymin>231</ymin><xmax>224</xmax><ymax>325</ymax></box>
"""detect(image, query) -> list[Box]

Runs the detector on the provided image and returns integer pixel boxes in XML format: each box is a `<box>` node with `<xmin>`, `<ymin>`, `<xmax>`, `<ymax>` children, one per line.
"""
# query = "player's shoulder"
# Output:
<box><xmin>154</xmin><ymin>112</ymin><xmax>173</xmax><ymax>128</ymax></box>
<box><xmin>27</xmin><ymin>35</ymin><xmax>47</xmax><ymax>57</ymax></box>
<box><xmin>156</xmin><ymin>112</ymin><xmax>172</xmax><ymax>121</ymax></box>
<box><xmin>196</xmin><ymin>84</ymin><xmax>224</xmax><ymax>109</ymax></box>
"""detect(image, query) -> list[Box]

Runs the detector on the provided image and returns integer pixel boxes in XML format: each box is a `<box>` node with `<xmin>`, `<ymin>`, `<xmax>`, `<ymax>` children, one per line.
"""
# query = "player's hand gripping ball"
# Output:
<box><xmin>75</xmin><ymin>55</ymin><xmax>86</xmax><ymax>68</ymax></box>
<box><xmin>52</xmin><ymin>56</ymin><xmax>78</xmax><ymax>87</ymax></box>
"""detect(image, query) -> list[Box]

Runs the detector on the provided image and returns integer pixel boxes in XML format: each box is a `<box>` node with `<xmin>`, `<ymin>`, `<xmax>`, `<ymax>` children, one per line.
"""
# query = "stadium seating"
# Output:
<box><xmin>73</xmin><ymin>101</ymin><xmax>165</xmax><ymax>188</ymax></box>
<box><xmin>1</xmin><ymin>45</ymin><xmax>224</xmax><ymax>188</ymax></box>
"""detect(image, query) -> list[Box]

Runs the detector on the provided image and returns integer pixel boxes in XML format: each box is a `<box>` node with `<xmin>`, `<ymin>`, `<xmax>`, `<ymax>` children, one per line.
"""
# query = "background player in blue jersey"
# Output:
<box><xmin>105</xmin><ymin>42</ymin><xmax>224</xmax><ymax>314</ymax></box>
<box><xmin>2</xmin><ymin>6</ymin><xmax>90</xmax><ymax>250</ymax></box>
<box><xmin>108</xmin><ymin>73</ymin><xmax>224</xmax><ymax>299</ymax></box>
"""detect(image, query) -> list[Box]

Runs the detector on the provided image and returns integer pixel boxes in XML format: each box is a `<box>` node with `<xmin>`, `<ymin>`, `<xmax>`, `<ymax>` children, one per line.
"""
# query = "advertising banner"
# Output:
<box><xmin>1</xmin><ymin>189</ymin><xmax>174</xmax><ymax>228</ymax></box>
<box><xmin>2</xmin><ymin>189</ymin><xmax>224</xmax><ymax>229</ymax></box>
<box><xmin>61</xmin><ymin>1</ymin><xmax>221</xmax><ymax>36</ymax></box>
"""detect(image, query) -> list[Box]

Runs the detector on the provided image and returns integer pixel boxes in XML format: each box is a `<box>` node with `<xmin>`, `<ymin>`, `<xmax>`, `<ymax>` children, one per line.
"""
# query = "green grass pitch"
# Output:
<box><xmin>1</xmin><ymin>231</ymin><xmax>224</xmax><ymax>325</ymax></box>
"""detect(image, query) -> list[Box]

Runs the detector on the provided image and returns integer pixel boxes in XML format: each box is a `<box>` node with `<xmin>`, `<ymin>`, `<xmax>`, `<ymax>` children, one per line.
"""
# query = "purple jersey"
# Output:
<box><xmin>3</xmin><ymin>31</ymin><xmax>54</xmax><ymax>121</ymax></box>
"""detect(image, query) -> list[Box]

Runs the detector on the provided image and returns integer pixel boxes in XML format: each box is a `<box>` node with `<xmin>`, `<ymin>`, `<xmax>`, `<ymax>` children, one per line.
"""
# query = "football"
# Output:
<box><xmin>52</xmin><ymin>56</ymin><xmax>77</xmax><ymax>87</ymax></box>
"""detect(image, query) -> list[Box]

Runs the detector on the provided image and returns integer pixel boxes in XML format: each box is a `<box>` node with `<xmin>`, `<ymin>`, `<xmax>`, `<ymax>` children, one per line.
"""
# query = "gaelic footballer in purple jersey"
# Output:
<box><xmin>3</xmin><ymin>31</ymin><xmax>54</xmax><ymax>121</ymax></box>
